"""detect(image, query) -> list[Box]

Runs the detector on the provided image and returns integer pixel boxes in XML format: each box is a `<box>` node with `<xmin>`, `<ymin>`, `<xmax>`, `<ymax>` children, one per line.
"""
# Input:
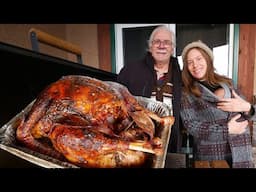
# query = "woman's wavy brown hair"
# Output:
<box><xmin>182</xmin><ymin>47</ymin><xmax>232</xmax><ymax>97</ymax></box>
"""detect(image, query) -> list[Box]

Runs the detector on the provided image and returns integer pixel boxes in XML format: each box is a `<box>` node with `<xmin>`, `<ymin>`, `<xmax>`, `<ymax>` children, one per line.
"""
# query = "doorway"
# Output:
<box><xmin>114</xmin><ymin>24</ymin><xmax>234</xmax><ymax>78</ymax></box>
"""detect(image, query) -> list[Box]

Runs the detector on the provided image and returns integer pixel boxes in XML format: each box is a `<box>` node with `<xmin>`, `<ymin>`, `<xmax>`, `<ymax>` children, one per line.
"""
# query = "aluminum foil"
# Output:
<box><xmin>0</xmin><ymin>97</ymin><xmax>173</xmax><ymax>168</ymax></box>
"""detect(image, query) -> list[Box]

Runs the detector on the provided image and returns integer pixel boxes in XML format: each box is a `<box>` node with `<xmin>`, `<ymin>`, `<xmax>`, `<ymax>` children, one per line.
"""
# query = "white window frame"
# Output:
<box><xmin>114</xmin><ymin>24</ymin><xmax>175</xmax><ymax>74</ymax></box>
<box><xmin>228</xmin><ymin>24</ymin><xmax>234</xmax><ymax>78</ymax></box>
<box><xmin>114</xmin><ymin>24</ymin><xmax>234</xmax><ymax>79</ymax></box>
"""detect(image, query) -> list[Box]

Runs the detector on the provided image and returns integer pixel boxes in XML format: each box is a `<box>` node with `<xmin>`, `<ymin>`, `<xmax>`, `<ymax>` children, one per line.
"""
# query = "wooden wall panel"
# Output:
<box><xmin>0</xmin><ymin>24</ymin><xmax>100</xmax><ymax>69</ymax></box>
<box><xmin>97</xmin><ymin>24</ymin><xmax>112</xmax><ymax>72</ymax></box>
<box><xmin>238</xmin><ymin>24</ymin><xmax>256</xmax><ymax>102</ymax></box>
<box><xmin>0</xmin><ymin>24</ymin><xmax>67</xmax><ymax>60</ymax></box>
<box><xmin>66</xmin><ymin>24</ymin><xmax>99</xmax><ymax>68</ymax></box>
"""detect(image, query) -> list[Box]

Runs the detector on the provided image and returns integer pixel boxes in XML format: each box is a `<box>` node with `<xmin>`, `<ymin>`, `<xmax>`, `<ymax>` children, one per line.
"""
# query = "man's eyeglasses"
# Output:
<box><xmin>152</xmin><ymin>39</ymin><xmax>172</xmax><ymax>47</ymax></box>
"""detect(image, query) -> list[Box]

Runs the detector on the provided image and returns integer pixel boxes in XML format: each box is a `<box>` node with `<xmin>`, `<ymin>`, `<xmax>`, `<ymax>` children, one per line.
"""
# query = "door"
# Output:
<box><xmin>114</xmin><ymin>24</ymin><xmax>175</xmax><ymax>74</ymax></box>
<box><xmin>114</xmin><ymin>24</ymin><xmax>234</xmax><ymax>78</ymax></box>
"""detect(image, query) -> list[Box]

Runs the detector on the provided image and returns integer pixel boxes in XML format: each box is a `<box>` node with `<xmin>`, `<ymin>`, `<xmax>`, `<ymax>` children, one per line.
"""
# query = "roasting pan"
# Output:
<box><xmin>0</xmin><ymin>97</ymin><xmax>173</xmax><ymax>168</ymax></box>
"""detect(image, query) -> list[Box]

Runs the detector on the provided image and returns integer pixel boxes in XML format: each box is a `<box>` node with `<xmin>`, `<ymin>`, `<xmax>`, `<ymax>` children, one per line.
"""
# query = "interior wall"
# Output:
<box><xmin>66</xmin><ymin>24</ymin><xmax>99</xmax><ymax>68</ymax></box>
<box><xmin>0</xmin><ymin>24</ymin><xmax>67</xmax><ymax>60</ymax></box>
<box><xmin>0</xmin><ymin>24</ymin><xmax>99</xmax><ymax>69</ymax></box>
<box><xmin>98</xmin><ymin>24</ymin><xmax>112</xmax><ymax>72</ymax></box>
<box><xmin>254</xmin><ymin>49</ymin><xmax>256</xmax><ymax>97</ymax></box>
<box><xmin>238</xmin><ymin>24</ymin><xmax>256</xmax><ymax>103</ymax></box>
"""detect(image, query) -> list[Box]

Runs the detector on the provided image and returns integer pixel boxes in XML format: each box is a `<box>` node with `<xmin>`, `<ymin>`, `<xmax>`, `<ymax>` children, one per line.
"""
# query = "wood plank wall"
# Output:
<box><xmin>97</xmin><ymin>24</ymin><xmax>112</xmax><ymax>72</ymax></box>
<box><xmin>238</xmin><ymin>24</ymin><xmax>256</xmax><ymax>103</ymax></box>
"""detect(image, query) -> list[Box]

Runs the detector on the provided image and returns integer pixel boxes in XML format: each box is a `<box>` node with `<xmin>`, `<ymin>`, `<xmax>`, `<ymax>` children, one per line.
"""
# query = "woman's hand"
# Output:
<box><xmin>217</xmin><ymin>90</ymin><xmax>251</xmax><ymax>113</ymax></box>
<box><xmin>228</xmin><ymin>114</ymin><xmax>248</xmax><ymax>134</ymax></box>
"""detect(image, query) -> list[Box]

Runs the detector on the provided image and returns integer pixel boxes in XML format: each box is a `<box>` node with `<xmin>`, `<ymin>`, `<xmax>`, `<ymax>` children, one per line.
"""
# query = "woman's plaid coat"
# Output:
<box><xmin>180</xmin><ymin>82</ymin><xmax>256</xmax><ymax>168</ymax></box>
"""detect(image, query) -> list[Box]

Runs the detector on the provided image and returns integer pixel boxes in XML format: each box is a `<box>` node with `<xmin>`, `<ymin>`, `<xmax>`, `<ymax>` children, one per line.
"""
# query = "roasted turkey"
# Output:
<box><xmin>16</xmin><ymin>75</ymin><xmax>174</xmax><ymax>168</ymax></box>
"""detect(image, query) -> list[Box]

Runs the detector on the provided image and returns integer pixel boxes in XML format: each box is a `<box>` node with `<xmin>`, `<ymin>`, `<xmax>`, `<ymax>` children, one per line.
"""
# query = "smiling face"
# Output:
<box><xmin>186</xmin><ymin>48</ymin><xmax>208</xmax><ymax>81</ymax></box>
<box><xmin>149</xmin><ymin>28</ymin><xmax>174</xmax><ymax>65</ymax></box>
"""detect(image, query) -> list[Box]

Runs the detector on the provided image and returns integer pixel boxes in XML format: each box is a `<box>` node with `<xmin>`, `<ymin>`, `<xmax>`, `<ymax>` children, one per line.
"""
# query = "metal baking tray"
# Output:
<box><xmin>0</xmin><ymin>97</ymin><xmax>173</xmax><ymax>168</ymax></box>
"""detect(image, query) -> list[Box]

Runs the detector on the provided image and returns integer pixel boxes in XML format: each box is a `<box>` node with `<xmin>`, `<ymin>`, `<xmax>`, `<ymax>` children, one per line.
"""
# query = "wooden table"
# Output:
<box><xmin>194</xmin><ymin>160</ymin><xmax>230</xmax><ymax>168</ymax></box>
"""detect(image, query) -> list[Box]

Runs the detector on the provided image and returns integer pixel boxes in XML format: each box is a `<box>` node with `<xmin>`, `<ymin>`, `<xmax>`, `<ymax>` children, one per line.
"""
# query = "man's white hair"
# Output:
<box><xmin>148</xmin><ymin>25</ymin><xmax>176</xmax><ymax>49</ymax></box>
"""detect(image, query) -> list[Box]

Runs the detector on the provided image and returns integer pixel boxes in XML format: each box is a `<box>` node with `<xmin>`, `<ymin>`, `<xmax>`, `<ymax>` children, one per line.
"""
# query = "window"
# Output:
<box><xmin>176</xmin><ymin>24</ymin><xmax>234</xmax><ymax>77</ymax></box>
<box><xmin>114</xmin><ymin>24</ymin><xmax>175</xmax><ymax>74</ymax></box>
<box><xmin>114</xmin><ymin>24</ymin><xmax>234</xmax><ymax>78</ymax></box>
